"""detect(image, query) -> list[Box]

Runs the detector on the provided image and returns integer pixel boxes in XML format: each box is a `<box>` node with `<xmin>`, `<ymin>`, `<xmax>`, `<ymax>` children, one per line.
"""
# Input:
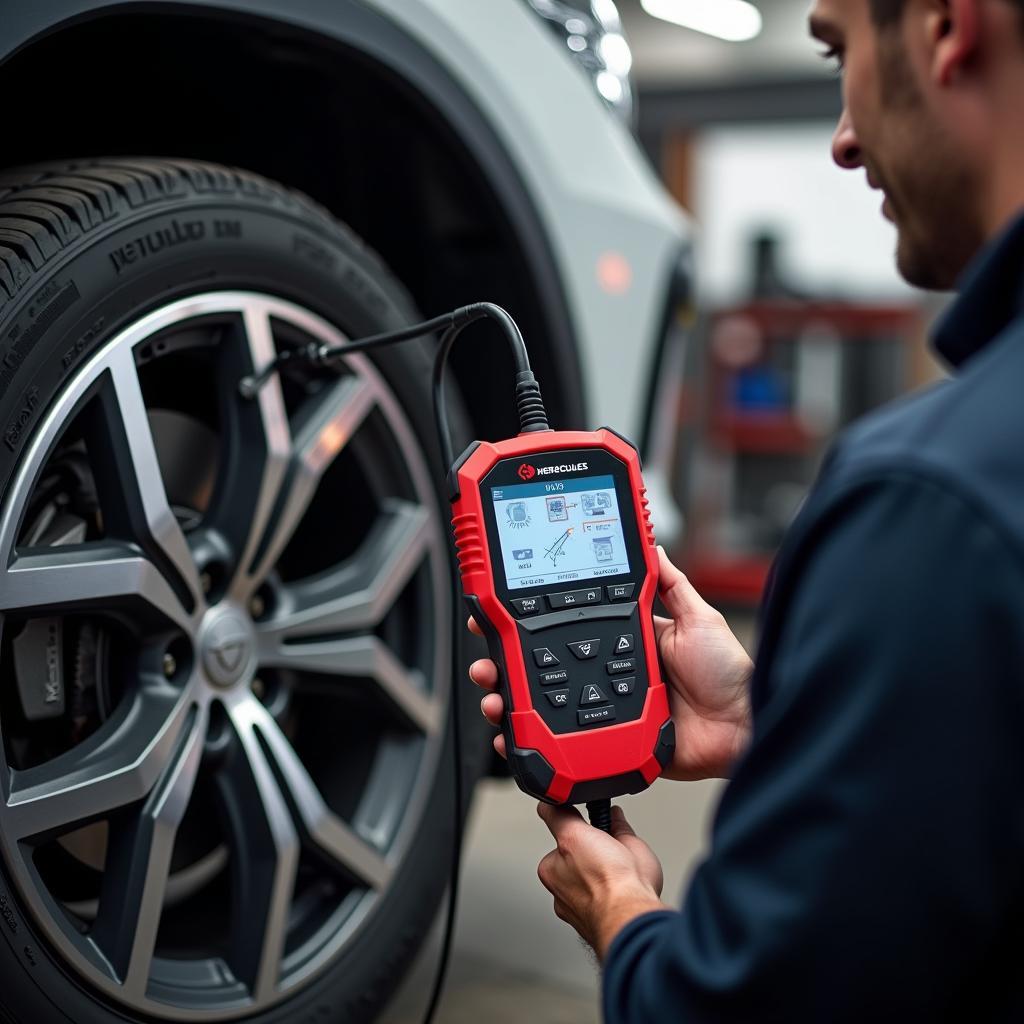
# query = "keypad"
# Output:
<box><xmin>519</xmin><ymin>600</ymin><xmax>646</xmax><ymax>733</ymax></box>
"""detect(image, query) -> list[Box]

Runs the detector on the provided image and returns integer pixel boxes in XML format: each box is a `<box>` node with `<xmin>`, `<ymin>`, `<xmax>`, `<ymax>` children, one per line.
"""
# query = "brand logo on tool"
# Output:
<box><xmin>535</xmin><ymin>462</ymin><xmax>588</xmax><ymax>477</ymax></box>
<box><xmin>517</xmin><ymin>463</ymin><xmax>536</xmax><ymax>480</ymax></box>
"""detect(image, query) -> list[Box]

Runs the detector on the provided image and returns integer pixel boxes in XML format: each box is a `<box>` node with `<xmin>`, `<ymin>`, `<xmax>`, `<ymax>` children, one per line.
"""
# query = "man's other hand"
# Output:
<box><xmin>536</xmin><ymin>803</ymin><xmax>668</xmax><ymax>960</ymax></box>
<box><xmin>467</xmin><ymin>546</ymin><xmax>753</xmax><ymax>780</ymax></box>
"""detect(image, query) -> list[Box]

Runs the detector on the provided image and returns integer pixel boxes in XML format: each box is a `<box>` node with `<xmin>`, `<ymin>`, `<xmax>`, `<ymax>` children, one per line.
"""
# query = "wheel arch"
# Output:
<box><xmin>0</xmin><ymin>0</ymin><xmax>587</xmax><ymax>443</ymax></box>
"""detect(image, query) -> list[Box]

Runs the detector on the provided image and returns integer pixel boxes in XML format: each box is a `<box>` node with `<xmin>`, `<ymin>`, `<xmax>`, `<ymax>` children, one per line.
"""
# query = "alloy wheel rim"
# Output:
<box><xmin>0</xmin><ymin>292</ymin><xmax>451</xmax><ymax>1019</ymax></box>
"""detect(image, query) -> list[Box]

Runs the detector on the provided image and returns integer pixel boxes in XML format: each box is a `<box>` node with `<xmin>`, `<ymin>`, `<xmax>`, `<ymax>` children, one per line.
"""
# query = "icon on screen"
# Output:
<box><xmin>546</xmin><ymin>496</ymin><xmax>568</xmax><ymax>522</ymax></box>
<box><xmin>506</xmin><ymin>502</ymin><xmax>531</xmax><ymax>530</ymax></box>
<box><xmin>513</xmin><ymin>548</ymin><xmax>533</xmax><ymax>560</ymax></box>
<box><xmin>593</xmin><ymin>537</ymin><xmax>614</xmax><ymax>563</ymax></box>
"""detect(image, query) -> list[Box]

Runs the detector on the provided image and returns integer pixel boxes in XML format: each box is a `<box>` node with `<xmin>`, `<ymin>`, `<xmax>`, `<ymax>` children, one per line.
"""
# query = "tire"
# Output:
<box><xmin>0</xmin><ymin>158</ymin><xmax>485</xmax><ymax>1023</ymax></box>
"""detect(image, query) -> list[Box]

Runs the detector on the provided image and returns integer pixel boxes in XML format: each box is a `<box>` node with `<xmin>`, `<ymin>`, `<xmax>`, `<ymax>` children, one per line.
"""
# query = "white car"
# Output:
<box><xmin>0</xmin><ymin>2</ymin><xmax>690</xmax><ymax>1021</ymax></box>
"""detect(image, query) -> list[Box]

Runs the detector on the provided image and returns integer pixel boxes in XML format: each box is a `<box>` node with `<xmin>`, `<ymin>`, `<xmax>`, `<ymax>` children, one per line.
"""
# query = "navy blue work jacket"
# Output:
<box><xmin>604</xmin><ymin>213</ymin><xmax>1024</xmax><ymax>1023</ymax></box>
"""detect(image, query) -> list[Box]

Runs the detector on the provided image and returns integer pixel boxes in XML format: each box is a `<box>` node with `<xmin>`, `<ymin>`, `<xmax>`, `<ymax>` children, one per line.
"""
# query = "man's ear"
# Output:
<box><xmin>928</xmin><ymin>0</ymin><xmax>981</xmax><ymax>86</ymax></box>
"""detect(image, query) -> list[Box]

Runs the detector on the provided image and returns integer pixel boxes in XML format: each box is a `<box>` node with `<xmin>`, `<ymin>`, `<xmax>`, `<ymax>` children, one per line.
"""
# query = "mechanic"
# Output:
<box><xmin>468</xmin><ymin>0</ymin><xmax>1024</xmax><ymax>1018</ymax></box>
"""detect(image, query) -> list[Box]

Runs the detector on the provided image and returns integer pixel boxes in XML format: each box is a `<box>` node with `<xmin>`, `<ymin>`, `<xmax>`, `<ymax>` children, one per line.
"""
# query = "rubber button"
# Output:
<box><xmin>511</xmin><ymin>597</ymin><xmax>542</xmax><ymax>616</ymax></box>
<box><xmin>611</xmin><ymin>676</ymin><xmax>635</xmax><ymax>696</ymax></box>
<box><xmin>567</xmin><ymin>638</ymin><xmax>600</xmax><ymax>660</ymax></box>
<box><xmin>612</xmin><ymin>634</ymin><xmax>634</xmax><ymax>654</ymax></box>
<box><xmin>532</xmin><ymin>648</ymin><xmax>560</xmax><ymax>668</ymax></box>
<box><xmin>606</xmin><ymin>583</ymin><xmax>634</xmax><ymax>601</ymax></box>
<box><xmin>540</xmin><ymin>668</ymin><xmax>569</xmax><ymax>686</ymax></box>
<box><xmin>579</xmin><ymin>683</ymin><xmax>606</xmax><ymax>706</ymax></box>
<box><xmin>578</xmin><ymin>706</ymin><xmax>616</xmax><ymax>726</ymax></box>
<box><xmin>547</xmin><ymin>587</ymin><xmax>604</xmax><ymax>610</ymax></box>
<box><xmin>545</xmin><ymin>689</ymin><xmax>570</xmax><ymax>708</ymax></box>
<box><xmin>606</xmin><ymin>657</ymin><xmax>635</xmax><ymax>675</ymax></box>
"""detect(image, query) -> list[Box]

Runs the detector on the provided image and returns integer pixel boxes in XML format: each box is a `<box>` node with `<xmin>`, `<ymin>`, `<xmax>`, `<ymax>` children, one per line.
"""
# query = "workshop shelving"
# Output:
<box><xmin>682</xmin><ymin>299</ymin><xmax>925</xmax><ymax>606</ymax></box>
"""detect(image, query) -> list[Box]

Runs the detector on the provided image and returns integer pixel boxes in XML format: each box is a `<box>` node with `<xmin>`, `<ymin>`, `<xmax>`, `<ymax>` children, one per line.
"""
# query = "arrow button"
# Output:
<box><xmin>532</xmin><ymin>648</ymin><xmax>560</xmax><ymax>668</ymax></box>
<box><xmin>579</xmin><ymin>683</ymin><xmax>607</xmax><ymax>706</ymax></box>
<box><xmin>567</xmin><ymin>638</ymin><xmax>601</xmax><ymax>660</ymax></box>
<box><xmin>613</xmin><ymin>634</ymin><xmax>634</xmax><ymax>654</ymax></box>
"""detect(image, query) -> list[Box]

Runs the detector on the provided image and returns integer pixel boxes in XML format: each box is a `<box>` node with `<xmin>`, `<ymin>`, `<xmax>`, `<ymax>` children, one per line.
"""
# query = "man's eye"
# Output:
<box><xmin>819</xmin><ymin>45</ymin><xmax>845</xmax><ymax>73</ymax></box>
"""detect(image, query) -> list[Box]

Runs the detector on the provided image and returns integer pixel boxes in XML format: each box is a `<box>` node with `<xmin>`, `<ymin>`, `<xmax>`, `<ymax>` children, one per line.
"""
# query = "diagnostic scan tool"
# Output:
<box><xmin>449</xmin><ymin>430</ymin><xmax>675</xmax><ymax>809</ymax></box>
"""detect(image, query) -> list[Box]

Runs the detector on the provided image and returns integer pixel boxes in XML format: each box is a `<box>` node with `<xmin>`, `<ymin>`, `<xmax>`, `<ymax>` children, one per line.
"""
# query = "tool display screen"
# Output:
<box><xmin>490</xmin><ymin>474</ymin><xmax>632</xmax><ymax>591</ymax></box>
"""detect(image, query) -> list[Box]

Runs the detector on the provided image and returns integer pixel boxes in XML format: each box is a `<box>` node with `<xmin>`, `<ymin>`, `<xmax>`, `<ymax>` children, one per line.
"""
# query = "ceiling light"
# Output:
<box><xmin>639</xmin><ymin>0</ymin><xmax>763</xmax><ymax>42</ymax></box>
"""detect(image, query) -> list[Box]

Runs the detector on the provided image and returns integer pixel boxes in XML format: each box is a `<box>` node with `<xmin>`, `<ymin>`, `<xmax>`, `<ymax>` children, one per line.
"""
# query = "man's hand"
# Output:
<box><xmin>650</xmin><ymin>546</ymin><xmax>753</xmax><ymax>779</ymax></box>
<box><xmin>468</xmin><ymin>546</ymin><xmax>753</xmax><ymax>780</ymax></box>
<box><xmin>536</xmin><ymin>803</ymin><xmax>669</xmax><ymax>960</ymax></box>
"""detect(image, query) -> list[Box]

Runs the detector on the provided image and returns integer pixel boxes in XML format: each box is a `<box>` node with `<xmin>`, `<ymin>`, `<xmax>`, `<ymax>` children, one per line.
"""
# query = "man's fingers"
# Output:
<box><xmin>468</xmin><ymin>659</ymin><xmax>499</xmax><ymax>691</ymax></box>
<box><xmin>537</xmin><ymin>801</ymin><xmax>585</xmax><ymax>844</ymax></box>
<box><xmin>493</xmin><ymin>733</ymin><xmax>507</xmax><ymax>759</ymax></box>
<box><xmin>657</xmin><ymin>545</ymin><xmax>707</xmax><ymax>624</ymax></box>
<box><xmin>481</xmin><ymin>692</ymin><xmax>504</xmax><ymax>726</ymax></box>
<box><xmin>467</xmin><ymin>615</ymin><xmax>483</xmax><ymax>637</ymax></box>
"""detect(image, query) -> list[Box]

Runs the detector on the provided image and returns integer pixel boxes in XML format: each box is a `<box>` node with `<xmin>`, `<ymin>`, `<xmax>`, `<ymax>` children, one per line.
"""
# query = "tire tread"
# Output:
<box><xmin>0</xmin><ymin>157</ymin><xmax>405</xmax><ymax>323</ymax></box>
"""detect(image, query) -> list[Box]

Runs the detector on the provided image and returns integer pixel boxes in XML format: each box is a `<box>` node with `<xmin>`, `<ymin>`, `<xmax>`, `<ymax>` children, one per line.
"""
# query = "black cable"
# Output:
<box><xmin>238</xmin><ymin>300</ymin><xmax>549</xmax><ymax>1024</ymax></box>
<box><xmin>418</xmin><ymin>627</ymin><xmax>463</xmax><ymax>1024</ymax></box>
<box><xmin>587</xmin><ymin>798</ymin><xmax>613</xmax><ymax>834</ymax></box>
<box><xmin>238</xmin><ymin>301</ymin><xmax>549</xmax><ymax>463</ymax></box>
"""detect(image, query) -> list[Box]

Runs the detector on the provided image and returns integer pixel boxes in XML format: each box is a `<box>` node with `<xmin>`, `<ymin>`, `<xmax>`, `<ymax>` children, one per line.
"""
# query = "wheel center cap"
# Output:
<box><xmin>199</xmin><ymin>606</ymin><xmax>254</xmax><ymax>688</ymax></box>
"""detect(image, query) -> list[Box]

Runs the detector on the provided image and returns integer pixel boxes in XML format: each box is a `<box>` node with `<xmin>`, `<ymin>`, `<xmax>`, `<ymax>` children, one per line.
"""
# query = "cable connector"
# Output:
<box><xmin>586</xmin><ymin>799</ymin><xmax>613</xmax><ymax>833</ymax></box>
<box><xmin>514</xmin><ymin>370</ymin><xmax>550</xmax><ymax>435</ymax></box>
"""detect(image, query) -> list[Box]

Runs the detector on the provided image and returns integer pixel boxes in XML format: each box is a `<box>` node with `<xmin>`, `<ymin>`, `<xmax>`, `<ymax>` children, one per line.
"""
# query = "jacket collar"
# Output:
<box><xmin>934</xmin><ymin>210</ymin><xmax>1024</xmax><ymax>369</ymax></box>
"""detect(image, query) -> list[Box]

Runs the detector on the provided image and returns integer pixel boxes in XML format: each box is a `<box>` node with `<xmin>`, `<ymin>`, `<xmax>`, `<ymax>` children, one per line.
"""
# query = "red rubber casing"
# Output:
<box><xmin>450</xmin><ymin>429</ymin><xmax>673</xmax><ymax>805</ymax></box>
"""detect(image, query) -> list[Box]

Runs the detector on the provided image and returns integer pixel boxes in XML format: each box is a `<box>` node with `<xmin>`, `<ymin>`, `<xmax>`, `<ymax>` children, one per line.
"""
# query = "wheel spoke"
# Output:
<box><xmin>246</xmin><ymin>374</ymin><xmax>377</xmax><ymax>589</ymax></box>
<box><xmin>240</xmin><ymin>696</ymin><xmax>392</xmax><ymax>890</ymax></box>
<box><xmin>259</xmin><ymin>635</ymin><xmax>440</xmax><ymax>735</ymax></box>
<box><xmin>91</xmin><ymin>704</ymin><xmax>206</xmax><ymax>996</ymax></box>
<box><xmin>90</xmin><ymin>349</ymin><xmax>204</xmax><ymax>613</ymax></box>
<box><xmin>219</xmin><ymin>694</ymin><xmax>299</xmax><ymax>1001</ymax></box>
<box><xmin>256</xmin><ymin>501</ymin><xmax>432</xmax><ymax>642</ymax></box>
<box><xmin>5</xmin><ymin>543</ymin><xmax>193</xmax><ymax>633</ymax></box>
<box><xmin>5</xmin><ymin>688</ymin><xmax>194</xmax><ymax>841</ymax></box>
<box><xmin>210</xmin><ymin>305</ymin><xmax>291</xmax><ymax>604</ymax></box>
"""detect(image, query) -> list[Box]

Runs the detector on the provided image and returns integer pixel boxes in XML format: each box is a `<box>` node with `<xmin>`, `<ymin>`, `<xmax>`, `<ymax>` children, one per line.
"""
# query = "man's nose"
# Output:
<box><xmin>831</xmin><ymin>108</ymin><xmax>862</xmax><ymax>169</ymax></box>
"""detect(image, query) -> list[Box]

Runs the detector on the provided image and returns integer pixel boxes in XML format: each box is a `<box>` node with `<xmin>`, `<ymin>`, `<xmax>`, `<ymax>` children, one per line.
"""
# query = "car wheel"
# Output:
<box><xmin>0</xmin><ymin>158</ymin><xmax>480</xmax><ymax>1023</ymax></box>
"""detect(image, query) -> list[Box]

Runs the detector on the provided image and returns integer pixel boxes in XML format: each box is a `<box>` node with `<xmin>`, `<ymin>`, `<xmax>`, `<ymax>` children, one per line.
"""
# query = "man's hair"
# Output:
<box><xmin>869</xmin><ymin>0</ymin><xmax>1024</xmax><ymax>27</ymax></box>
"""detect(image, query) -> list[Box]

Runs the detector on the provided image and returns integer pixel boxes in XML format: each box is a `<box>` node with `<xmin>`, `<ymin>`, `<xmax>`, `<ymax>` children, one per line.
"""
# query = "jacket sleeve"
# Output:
<box><xmin>603</xmin><ymin>471</ymin><xmax>1024</xmax><ymax>1023</ymax></box>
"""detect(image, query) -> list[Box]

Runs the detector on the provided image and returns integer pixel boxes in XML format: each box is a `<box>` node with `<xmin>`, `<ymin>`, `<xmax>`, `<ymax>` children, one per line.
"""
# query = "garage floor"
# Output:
<box><xmin>383</xmin><ymin>613</ymin><xmax>754</xmax><ymax>1024</ymax></box>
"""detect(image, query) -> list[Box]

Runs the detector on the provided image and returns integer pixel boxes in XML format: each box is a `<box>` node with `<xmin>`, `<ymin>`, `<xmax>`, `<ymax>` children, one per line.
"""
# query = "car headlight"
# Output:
<box><xmin>525</xmin><ymin>0</ymin><xmax>635</xmax><ymax>125</ymax></box>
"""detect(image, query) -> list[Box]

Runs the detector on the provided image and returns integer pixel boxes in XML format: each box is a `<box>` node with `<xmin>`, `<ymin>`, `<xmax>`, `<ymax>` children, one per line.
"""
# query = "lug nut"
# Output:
<box><xmin>252</xmin><ymin>676</ymin><xmax>265</xmax><ymax>699</ymax></box>
<box><xmin>249</xmin><ymin>594</ymin><xmax>265</xmax><ymax>619</ymax></box>
<box><xmin>200</xmin><ymin>571</ymin><xmax>213</xmax><ymax>595</ymax></box>
<box><xmin>162</xmin><ymin>652</ymin><xmax>177</xmax><ymax>679</ymax></box>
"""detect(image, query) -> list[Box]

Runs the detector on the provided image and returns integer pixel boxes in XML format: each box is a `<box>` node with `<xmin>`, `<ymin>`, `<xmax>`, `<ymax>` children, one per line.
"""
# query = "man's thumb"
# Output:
<box><xmin>656</xmin><ymin>545</ymin><xmax>704</xmax><ymax>624</ymax></box>
<box><xmin>609</xmin><ymin>804</ymin><xmax>636</xmax><ymax>840</ymax></box>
